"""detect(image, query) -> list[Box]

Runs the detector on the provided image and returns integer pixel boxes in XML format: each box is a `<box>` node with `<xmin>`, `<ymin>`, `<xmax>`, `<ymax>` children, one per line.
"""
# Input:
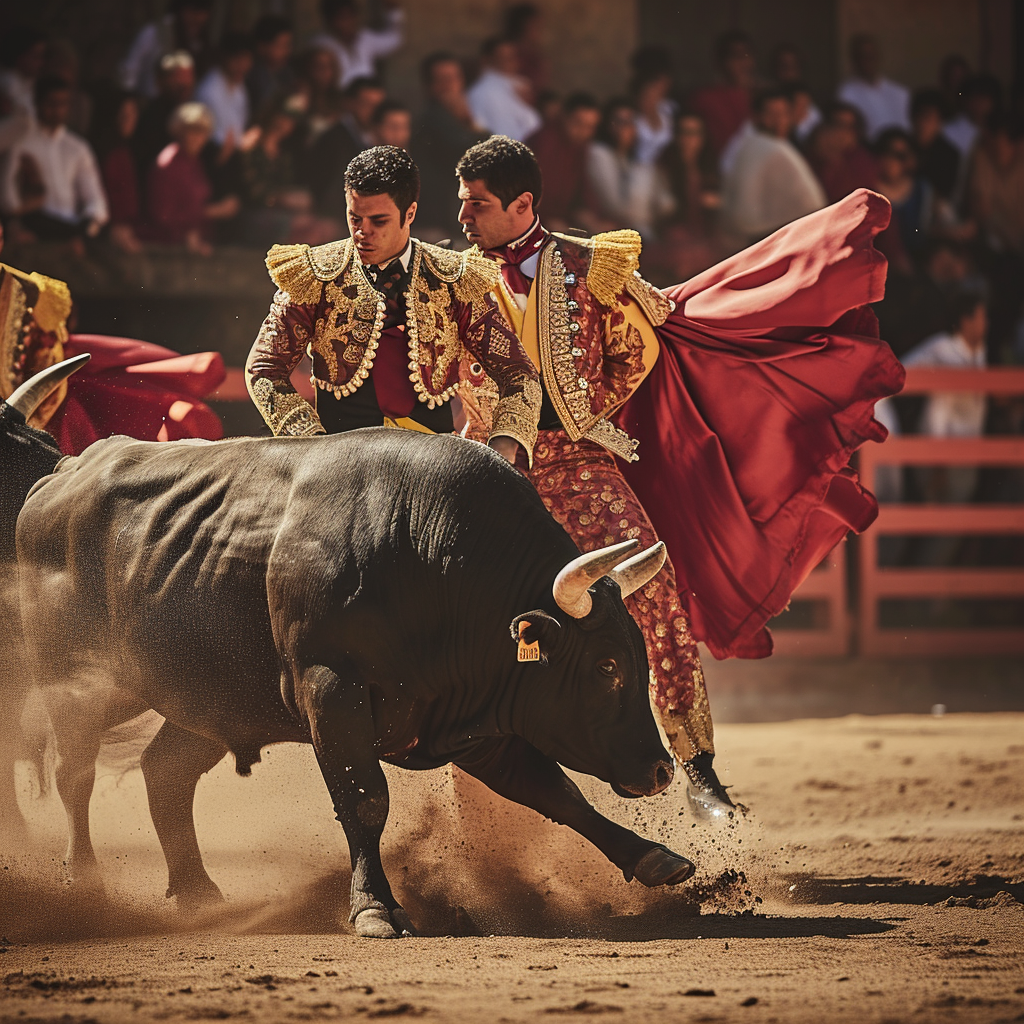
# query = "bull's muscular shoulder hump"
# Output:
<box><xmin>418</xmin><ymin>240</ymin><xmax>501</xmax><ymax>305</ymax></box>
<box><xmin>266</xmin><ymin>238</ymin><xmax>354</xmax><ymax>303</ymax></box>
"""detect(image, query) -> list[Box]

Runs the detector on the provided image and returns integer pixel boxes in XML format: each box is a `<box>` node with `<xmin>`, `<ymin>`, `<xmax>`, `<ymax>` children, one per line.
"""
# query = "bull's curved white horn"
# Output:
<box><xmin>5</xmin><ymin>353</ymin><xmax>91</xmax><ymax>420</ymax></box>
<box><xmin>608</xmin><ymin>541</ymin><xmax>667</xmax><ymax>599</ymax></box>
<box><xmin>552</xmin><ymin>539</ymin><xmax>639</xmax><ymax>619</ymax></box>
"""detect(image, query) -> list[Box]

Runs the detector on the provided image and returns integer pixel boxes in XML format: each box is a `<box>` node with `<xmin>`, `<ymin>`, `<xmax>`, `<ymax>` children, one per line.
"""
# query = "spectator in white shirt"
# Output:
<box><xmin>630</xmin><ymin>49</ymin><xmax>676</xmax><ymax>166</ymax></box>
<box><xmin>837</xmin><ymin>33</ymin><xmax>910</xmax><ymax>142</ymax></box>
<box><xmin>943</xmin><ymin>74</ymin><xmax>1002</xmax><ymax>163</ymax></box>
<box><xmin>196</xmin><ymin>33</ymin><xmax>254</xmax><ymax>147</ymax></box>
<box><xmin>722</xmin><ymin>87</ymin><xmax>826</xmax><ymax>243</ymax></box>
<box><xmin>0</xmin><ymin>25</ymin><xmax>46</xmax><ymax>124</ymax></box>
<box><xmin>2</xmin><ymin>75</ymin><xmax>108</xmax><ymax>245</ymax></box>
<box><xmin>467</xmin><ymin>37</ymin><xmax>541</xmax><ymax>142</ymax></box>
<box><xmin>585</xmin><ymin>98</ymin><xmax>674</xmax><ymax>239</ymax></box>
<box><xmin>119</xmin><ymin>0</ymin><xmax>214</xmax><ymax>99</ymax></box>
<box><xmin>311</xmin><ymin>0</ymin><xmax>404</xmax><ymax>90</ymax></box>
<box><xmin>901</xmin><ymin>287</ymin><xmax>988</xmax><ymax>560</ymax></box>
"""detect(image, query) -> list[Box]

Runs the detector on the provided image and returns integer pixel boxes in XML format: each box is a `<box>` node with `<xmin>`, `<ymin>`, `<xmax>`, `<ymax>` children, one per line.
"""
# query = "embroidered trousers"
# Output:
<box><xmin>526</xmin><ymin>430</ymin><xmax>714</xmax><ymax>762</ymax></box>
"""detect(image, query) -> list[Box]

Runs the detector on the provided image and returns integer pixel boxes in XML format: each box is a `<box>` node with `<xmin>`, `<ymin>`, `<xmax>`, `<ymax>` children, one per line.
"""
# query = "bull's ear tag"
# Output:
<box><xmin>517</xmin><ymin>620</ymin><xmax>541</xmax><ymax>663</ymax></box>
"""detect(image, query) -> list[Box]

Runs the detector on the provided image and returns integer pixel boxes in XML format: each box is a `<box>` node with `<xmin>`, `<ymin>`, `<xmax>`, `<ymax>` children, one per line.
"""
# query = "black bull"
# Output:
<box><xmin>7</xmin><ymin>383</ymin><xmax>696</xmax><ymax>938</ymax></box>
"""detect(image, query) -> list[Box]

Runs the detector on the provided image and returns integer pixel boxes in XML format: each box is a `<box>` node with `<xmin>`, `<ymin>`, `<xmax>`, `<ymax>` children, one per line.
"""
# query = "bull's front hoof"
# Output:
<box><xmin>354</xmin><ymin>907</ymin><xmax>416</xmax><ymax>939</ymax></box>
<box><xmin>630</xmin><ymin>845</ymin><xmax>695</xmax><ymax>887</ymax></box>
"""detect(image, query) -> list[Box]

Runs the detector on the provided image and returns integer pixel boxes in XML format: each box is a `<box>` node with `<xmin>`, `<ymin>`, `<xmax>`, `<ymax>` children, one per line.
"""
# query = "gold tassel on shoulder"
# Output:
<box><xmin>452</xmin><ymin>250</ymin><xmax>502</xmax><ymax>306</ymax></box>
<box><xmin>265</xmin><ymin>239</ymin><xmax>352</xmax><ymax>304</ymax></box>
<box><xmin>586</xmin><ymin>229</ymin><xmax>642</xmax><ymax>308</ymax></box>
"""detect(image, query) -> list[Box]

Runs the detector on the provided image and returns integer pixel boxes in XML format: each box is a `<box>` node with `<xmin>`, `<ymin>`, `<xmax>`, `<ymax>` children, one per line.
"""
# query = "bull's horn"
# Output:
<box><xmin>608</xmin><ymin>541</ymin><xmax>667</xmax><ymax>599</ymax></box>
<box><xmin>5</xmin><ymin>353</ymin><xmax>91</xmax><ymax>420</ymax></box>
<box><xmin>552</xmin><ymin>539</ymin><xmax>639</xmax><ymax>619</ymax></box>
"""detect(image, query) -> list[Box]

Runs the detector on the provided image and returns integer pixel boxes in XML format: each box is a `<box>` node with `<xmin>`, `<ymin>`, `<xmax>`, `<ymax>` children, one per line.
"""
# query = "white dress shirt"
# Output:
<box><xmin>1</xmin><ymin>123</ymin><xmax>108</xmax><ymax>226</ymax></box>
<box><xmin>467</xmin><ymin>69</ymin><xmax>541</xmax><ymax>142</ymax></box>
<box><xmin>119</xmin><ymin>16</ymin><xmax>176</xmax><ymax>98</ymax></box>
<box><xmin>723</xmin><ymin>130</ymin><xmax>825</xmax><ymax>240</ymax></box>
<box><xmin>196</xmin><ymin>68</ymin><xmax>250</xmax><ymax>145</ymax></box>
<box><xmin>586</xmin><ymin>143</ymin><xmax>674</xmax><ymax>239</ymax></box>
<box><xmin>902</xmin><ymin>331</ymin><xmax>987</xmax><ymax>437</ymax></box>
<box><xmin>634</xmin><ymin>99</ymin><xmax>676</xmax><ymax>166</ymax></box>
<box><xmin>942</xmin><ymin>115</ymin><xmax>979</xmax><ymax>161</ymax></box>
<box><xmin>837</xmin><ymin>75</ymin><xmax>910</xmax><ymax>141</ymax></box>
<box><xmin>310</xmin><ymin>9</ymin><xmax>404</xmax><ymax>89</ymax></box>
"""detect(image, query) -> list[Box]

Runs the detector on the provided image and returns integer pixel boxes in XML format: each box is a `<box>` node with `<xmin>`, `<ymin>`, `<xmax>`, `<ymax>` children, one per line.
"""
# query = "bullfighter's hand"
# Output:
<box><xmin>488</xmin><ymin>435</ymin><xmax>520</xmax><ymax>465</ymax></box>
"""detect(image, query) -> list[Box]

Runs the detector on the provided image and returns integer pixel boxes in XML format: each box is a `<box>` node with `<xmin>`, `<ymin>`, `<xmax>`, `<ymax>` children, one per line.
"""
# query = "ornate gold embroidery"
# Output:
<box><xmin>314</xmin><ymin>264</ymin><xmax>385</xmax><ymax>399</ymax></box>
<box><xmin>489</xmin><ymin>376</ymin><xmax>542</xmax><ymax>460</ymax></box>
<box><xmin>266</xmin><ymin>240</ymin><xmax>351</xmax><ymax>304</ymax></box>
<box><xmin>552</xmin><ymin>229</ymin><xmax>641</xmax><ymax>308</ymax></box>
<box><xmin>625</xmin><ymin>272</ymin><xmax>675</xmax><ymax>326</ymax></box>
<box><xmin>405</xmin><ymin>243</ymin><xmax>461</xmax><ymax>409</ymax></box>
<box><xmin>247</xmin><ymin>373</ymin><xmax>324</xmax><ymax>437</ymax></box>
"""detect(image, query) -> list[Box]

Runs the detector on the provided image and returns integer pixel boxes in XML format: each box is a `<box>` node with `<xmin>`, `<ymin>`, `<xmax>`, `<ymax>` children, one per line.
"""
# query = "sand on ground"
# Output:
<box><xmin>1</xmin><ymin>707</ymin><xmax>1023</xmax><ymax>1024</ymax></box>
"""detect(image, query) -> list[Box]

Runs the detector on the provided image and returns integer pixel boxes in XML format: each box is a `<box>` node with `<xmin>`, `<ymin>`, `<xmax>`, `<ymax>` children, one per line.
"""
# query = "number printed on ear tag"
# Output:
<box><xmin>517</xmin><ymin>620</ymin><xmax>541</xmax><ymax>663</ymax></box>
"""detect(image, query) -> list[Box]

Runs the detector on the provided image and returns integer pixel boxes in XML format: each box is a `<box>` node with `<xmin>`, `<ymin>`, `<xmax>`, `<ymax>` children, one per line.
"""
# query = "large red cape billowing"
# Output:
<box><xmin>617</xmin><ymin>188</ymin><xmax>906</xmax><ymax>661</ymax></box>
<box><xmin>46</xmin><ymin>334</ymin><xmax>226</xmax><ymax>456</ymax></box>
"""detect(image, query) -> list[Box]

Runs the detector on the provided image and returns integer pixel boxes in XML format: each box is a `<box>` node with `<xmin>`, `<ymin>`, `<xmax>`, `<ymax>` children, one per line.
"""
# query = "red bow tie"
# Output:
<box><xmin>488</xmin><ymin>222</ymin><xmax>549</xmax><ymax>297</ymax></box>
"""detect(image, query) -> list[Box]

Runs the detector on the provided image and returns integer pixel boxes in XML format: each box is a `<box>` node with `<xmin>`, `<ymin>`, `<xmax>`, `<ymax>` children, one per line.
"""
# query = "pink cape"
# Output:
<box><xmin>46</xmin><ymin>334</ymin><xmax>226</xmax><ymax>456</ymax></box>
<box><xmin>617</xmin><ymin>189</ymin><xmax>906</xmax><ymax>660</ymax></box>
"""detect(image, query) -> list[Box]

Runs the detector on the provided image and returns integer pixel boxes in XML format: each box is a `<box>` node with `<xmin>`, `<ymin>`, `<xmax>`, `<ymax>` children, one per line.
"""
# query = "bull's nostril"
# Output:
<box><xmin>655</xmin><ymin>763</ymin><xmax>673</xmax><ymax>789</ymax></box>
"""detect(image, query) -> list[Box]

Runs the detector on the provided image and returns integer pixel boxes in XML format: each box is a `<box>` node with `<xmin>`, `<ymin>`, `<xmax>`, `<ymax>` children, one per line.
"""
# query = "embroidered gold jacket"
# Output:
<box><xmin>0</xmin><ymin>263</ymin><xmax>72</xmax><ymax>428</ymax></box>
<box><xmin>469</xmin><ymin>229</ymin><xmax>672</xmax><ymax>462</ymax></box>
<box><xmin>246</xmin><ymin>236</ymin><xmax>541</xmax><ymax>454</ymax></box>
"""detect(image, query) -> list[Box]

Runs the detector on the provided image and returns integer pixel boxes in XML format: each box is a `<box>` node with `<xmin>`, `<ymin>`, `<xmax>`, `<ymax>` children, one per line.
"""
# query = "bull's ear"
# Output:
<box><xmin>509</xmin><ymin>610</ymin><xmax>561</xmax><ymax>664</ymax></box>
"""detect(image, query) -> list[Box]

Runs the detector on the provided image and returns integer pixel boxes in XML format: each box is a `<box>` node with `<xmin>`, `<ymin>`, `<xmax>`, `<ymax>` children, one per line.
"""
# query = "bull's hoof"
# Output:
<box><xmin>354</xmin><ymin>907</ymin><xmax>416</xmax><ymax>939</ymax></box>
<box><xmin>630</xmin><ymin>845</ymin><xmax>695</xmax><ymax>887</ymax></box>
<box><xmin>173</xmin><ymin>881</ymin><xmax>226</xmax><ymax>913</ymax></box>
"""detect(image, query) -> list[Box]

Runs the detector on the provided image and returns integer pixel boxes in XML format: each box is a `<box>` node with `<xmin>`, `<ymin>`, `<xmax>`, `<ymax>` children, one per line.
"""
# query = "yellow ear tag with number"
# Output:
<box><xmin>517</xmin><ymin>620</ymin><xmax>541</xmax><ymax>663</ymax></box>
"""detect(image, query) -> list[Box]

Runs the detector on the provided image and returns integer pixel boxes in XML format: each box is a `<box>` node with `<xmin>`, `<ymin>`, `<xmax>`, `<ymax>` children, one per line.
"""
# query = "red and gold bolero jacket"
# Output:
<box><xmin>468</xmin><ymin>229</ymin><xmax>673</xmax><ymax>462</ymax></box>
<box><xmin>246</xmin><ymin>236</ymin><xmax>541</xmax><ymax>454</ymax></box>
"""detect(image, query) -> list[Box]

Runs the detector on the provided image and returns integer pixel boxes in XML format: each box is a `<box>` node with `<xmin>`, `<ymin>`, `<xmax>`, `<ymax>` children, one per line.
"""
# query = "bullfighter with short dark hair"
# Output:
<box><xmin>455</xmin><ymin>134</ymin><xmax>904</xmax><ymax>802</ymax></box>
<box><xmin>245</xmin><ymin>145</ymin><xmax>540</xmax><ymax>462</ymax></box>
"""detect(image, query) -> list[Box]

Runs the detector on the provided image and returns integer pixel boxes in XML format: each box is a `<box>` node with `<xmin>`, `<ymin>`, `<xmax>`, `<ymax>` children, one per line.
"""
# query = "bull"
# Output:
<box><xmin>3</xmin><ymin>358</ymin><xmax>697</xmax><ymax>938</ymax></box>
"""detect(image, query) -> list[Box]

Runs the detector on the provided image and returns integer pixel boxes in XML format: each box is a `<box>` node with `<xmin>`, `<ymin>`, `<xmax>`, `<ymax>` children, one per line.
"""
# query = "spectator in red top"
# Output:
<box><xmin>92</xmin><ymin>87</ymin><xmax>143</xmax><ymax>253</ymax></box>
<box><xmin>807</xmin><ymin>101</ymin><xmax>877</xmax><ymax>202</ymax></box>
<box><xmin>691</xmin><ymin>30</ymin><xmax>756</xmax><ymax>159</ymax></box>
<box><xmin>143</xmin><ymin>101</ymin><xmax>239</xmax><ymax>254</ymax></box>
<box><xmin>525</xmin><ymin>91</ymin><xmax>600</xmax><ymax>231</ymax></box>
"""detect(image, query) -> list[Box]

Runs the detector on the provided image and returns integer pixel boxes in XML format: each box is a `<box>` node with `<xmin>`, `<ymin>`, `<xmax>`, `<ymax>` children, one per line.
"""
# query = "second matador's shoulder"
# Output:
<box><xmin>418</xmin><ymin>240</ymin><xmax>501</xmax><ymax>306</ymax></box>
<box><xmin>552</xmin><ymin>229</ymin><xmax>675</xmax><ymax>326</ymax></box>
<box><xmin>264</xmin><ymin>238</ymin><xmax>354</xmax><ymax>304</ymax></box>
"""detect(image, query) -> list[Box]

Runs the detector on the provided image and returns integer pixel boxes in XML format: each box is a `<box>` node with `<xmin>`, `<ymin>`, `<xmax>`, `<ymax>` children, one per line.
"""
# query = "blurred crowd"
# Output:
<box><xmin>3</xmin><ymin>0</ymin><xmax>1024</xmax><ymax>387</ymax></box>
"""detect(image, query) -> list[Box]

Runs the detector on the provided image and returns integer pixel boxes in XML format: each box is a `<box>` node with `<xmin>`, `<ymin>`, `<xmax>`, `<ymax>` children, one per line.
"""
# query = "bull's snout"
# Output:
<box><xmin>613</xmin><ymin>758</ymin><xmax>674</xmax><ymax>799</ymax></box>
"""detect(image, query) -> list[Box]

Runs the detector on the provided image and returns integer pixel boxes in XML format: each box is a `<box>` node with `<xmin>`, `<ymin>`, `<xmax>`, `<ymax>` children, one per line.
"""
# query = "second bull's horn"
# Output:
<box><xmin>4</xmin><ymin>353</ymin><xmax>91</xmax><ymax>421</ymax></box>
<box><xmin>608</xmin><ymin>541</ymin><xmax>667</xmax><ymax>599</ymax></box>
<box><xmin>552</xmin><ymin>539</ymin><xmax>639</xmax><ymax>619</ymax></box>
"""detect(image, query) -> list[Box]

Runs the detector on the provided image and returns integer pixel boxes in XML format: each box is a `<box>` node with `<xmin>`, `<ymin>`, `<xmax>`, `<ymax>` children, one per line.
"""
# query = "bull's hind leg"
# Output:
<box><xmin>457</xmin><ymin>737</ymin><xmax>695</xmax><ymax>887</ymax></box>
<box><xmin>46</xmin><ymin>687</ymin><xmax>149</xmax><ymax>890</ymax></box>
<box><xmin>140</xmin><ymin>721</ymin><xmax>226</xmax><ymax>908</ymax></box>
<box><xmin>301</xmin><ymin>665</ymin><xmax>412</xmax><ymax>939</ymax></box>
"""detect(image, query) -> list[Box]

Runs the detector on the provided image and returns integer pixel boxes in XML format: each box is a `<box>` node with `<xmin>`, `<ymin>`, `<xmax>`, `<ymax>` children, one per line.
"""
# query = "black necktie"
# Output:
<box><xmin>366</xmin><ymin>260</ymin><xmax>408</xmax><ymax>329</ymax></box>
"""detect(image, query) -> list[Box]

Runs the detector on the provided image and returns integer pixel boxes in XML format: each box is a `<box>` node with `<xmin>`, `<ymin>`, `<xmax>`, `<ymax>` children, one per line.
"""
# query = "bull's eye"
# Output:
<box><xmin>598</xmin><ymin>659</ymin><xmax>617</xmax><ymax>677</ymax></box>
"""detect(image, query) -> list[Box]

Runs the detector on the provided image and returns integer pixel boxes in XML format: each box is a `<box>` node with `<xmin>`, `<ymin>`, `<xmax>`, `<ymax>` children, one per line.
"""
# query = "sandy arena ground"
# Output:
<box><xmin>1</xmin><ymin>662</ymin><xmax>1022</xmax><ymax>1024</ymax></box>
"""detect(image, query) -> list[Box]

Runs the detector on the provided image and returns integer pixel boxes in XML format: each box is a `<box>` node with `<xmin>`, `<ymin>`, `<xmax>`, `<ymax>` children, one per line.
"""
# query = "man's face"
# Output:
<box><xmin>723</xmin><ymin>42</ymin><xmax>754</xmax><ymax>86</ymax></box>
<box><xmin>428</xmin><ymin>60</ymin><xmax>464</xmax><ymax>103</ymax></box>
<box><xmin>375</xmin><ymin>110</ymin><xmax>411</xmax><ymax>148</ymax></box>
<box><xmin>178</xmin><ymin>7</ymin><xmax>211</xmax><ymax>39</ymax></box>
<box><xmin>346</xmin><ymin>190</ymin><xmax>415</xmax><ymax>265</ymax></box>
<box><xmin>458</xmin><ymin>177</ymin><xmax>532</xmax><ymax>250</ymax></box>
<box><xmin>852</xmin><ymin>37</ymin><xmax>880</xmax><ymax>81</ymax></box>
<box><xmin>491</xmin><ymin>42</ymin><xmax>520</xmax><ymax>77</ymax></box>
<box><xmin>564</xmin><ymin>106</ymin><xmax>599</xmax><ymax>146</ymax></box>
<box><xmin>225</xmin><ymin>51</ymin><xmax>253</xmax><ymax>84</ymax></box>
<box><xmin>913</xmin><ymin>107</ymin><xmax>942</xmax><ymax>146</ymax></box>
<box><xmin>351</xmin><ymin>86</ymin><xmax>385</xmax><ymax>128</ymax></box>
<box><xmin>331</xmin><ymin>6</ymin><xmax>361</xmax><ymax>43</ymax></box>
<box><xmin>757</xmin><ymin>97</ymin><xmax>792</xmax><ymax>138</ymax></box>
<box><xmin>260</xmin><ymin>31</ymin><xmax>292</xmax><ymax>70</ymax></box>
<box><xmin>38</xmin><ymin>88</ymin><xmax>72</xmax><ymax>129</ymax></box>
<box><xmin>163</xmin><ymin>66</ymin><xmax>195</xmax><ymax>102</ymax></box>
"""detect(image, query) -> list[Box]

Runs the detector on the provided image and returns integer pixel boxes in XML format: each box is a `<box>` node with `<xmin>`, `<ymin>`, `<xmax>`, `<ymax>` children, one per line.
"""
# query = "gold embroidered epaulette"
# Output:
<box><xmin>553</xmin><ymin>230</ymin><xmax>674</xmax><ymax>326</ymax></box>
<box><xmin>265</xmin><ymin>238</ymin><xmax>353</xmax><ymax>304</ymax></box>
<box><xmin>420</xmin><ymin>242</ymin><xmax>502</xmax><ymax>306</ymax></box>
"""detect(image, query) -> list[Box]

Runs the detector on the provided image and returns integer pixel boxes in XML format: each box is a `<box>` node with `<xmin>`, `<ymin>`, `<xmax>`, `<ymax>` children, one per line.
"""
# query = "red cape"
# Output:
<box><xmin>617</xmin><ymin>188</ymin><xmax>906</xmax><ymax>660</ymax></box>
<box><xmin>46</xmin><ymin>334</ymin><xmax>226</xmax><ymax>456</ymax></box>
